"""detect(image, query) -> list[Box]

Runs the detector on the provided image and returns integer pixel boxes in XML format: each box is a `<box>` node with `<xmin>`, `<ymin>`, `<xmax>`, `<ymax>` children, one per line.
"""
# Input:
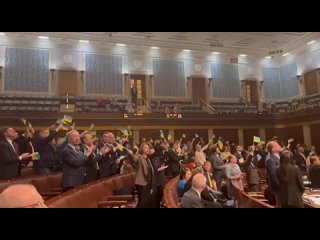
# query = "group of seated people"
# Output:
<box><xmin>1</xmin><ymin>121</ymin><xmax>320</xmax><ymax>208</ymax></box>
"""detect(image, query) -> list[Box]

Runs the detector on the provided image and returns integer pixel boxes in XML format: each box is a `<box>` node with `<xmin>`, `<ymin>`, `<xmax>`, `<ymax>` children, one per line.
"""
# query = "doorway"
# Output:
<box><xmin>191</xmin><ymin>76</ymin><xmax>207</xmax><ymax>105</ymax></box>
<box><xmin>245</xmin><ymin>81</ymin><xmax>258</xmax><ymax>107</ymax></box>
<box><xmin>130</xmin><ymin>74</ymin><xmax>146</xmax><ymax>106</ymax></box>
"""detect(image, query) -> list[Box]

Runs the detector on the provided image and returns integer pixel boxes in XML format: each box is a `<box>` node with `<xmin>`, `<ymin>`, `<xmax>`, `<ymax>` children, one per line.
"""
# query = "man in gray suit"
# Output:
<box><xmin>210</xmin><ymin>147</ymin><xmax>226</xmax><ymax>191</ymax></box>
<box><xmin>181</xmin><ymin>174</ymin><xmax>207</xmax><ymax>208</ymax></box>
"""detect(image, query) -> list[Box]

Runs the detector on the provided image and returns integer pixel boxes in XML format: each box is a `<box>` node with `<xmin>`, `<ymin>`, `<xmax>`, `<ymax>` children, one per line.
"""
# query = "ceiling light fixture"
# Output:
<box><xmin>38</xmin><ymin>36</ymin><xmax>49</xmax><ymax>40</ymax></box>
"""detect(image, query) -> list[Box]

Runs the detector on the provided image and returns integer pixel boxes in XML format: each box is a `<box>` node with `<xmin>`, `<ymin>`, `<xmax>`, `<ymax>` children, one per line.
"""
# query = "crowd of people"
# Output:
<box><xmin>0</xmin><ymin>123</ymin><xmax>320</xmax><ymax>208</ymax></box>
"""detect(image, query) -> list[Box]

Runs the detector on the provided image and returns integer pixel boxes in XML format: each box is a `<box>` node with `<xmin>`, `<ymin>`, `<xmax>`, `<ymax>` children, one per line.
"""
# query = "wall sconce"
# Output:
<box><xmin>208</xmin><ymin>78</ymin><xmax>213</xmax><ymax>87</ymax></box>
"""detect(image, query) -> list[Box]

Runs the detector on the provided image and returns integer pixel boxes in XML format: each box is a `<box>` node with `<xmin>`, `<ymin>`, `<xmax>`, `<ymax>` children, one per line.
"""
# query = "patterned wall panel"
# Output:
<box><xmin>4</xmin><ymin>48</ymin><xmax>49</xmax><ymax>92</ymax></box>
<box><xmin>85</xmin><ymin>54</ymin><xmax>123</xmax><ymax>95</ymax></box>
<box><xmin>153</xmin><ymin>59</ymin><xmax>185</xmax><ymax>97</ymax></box>
<box><xmin>211</xmin><ymin>63</ymin><xmax>240</xmax><ymax>98</ymax></box>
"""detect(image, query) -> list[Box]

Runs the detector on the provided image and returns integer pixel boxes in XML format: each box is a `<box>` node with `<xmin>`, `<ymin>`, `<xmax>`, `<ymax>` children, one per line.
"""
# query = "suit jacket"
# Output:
<box><xmin>294</xmin><ymin>152</ymin><xmax>307</xmax><ymax>174</ymax></box>
<box><xmin>133</xmin><ymin>154</ymin><xmax>154</xmax><ymax>186</ymax></box>
<box><xmin>244</xmin><ymin>154</ymin><xmax>260</xmax><ymax>185</ymax></box>
<box><xmin>34</xmin><ymin>131</ymin><xmax>58</xmax><ymax>170</ymax></box>
<box><xmin>254</xmin><ymin>150</ymin><xmax>267</xmax><ymax>168</ymax></box>
<box><xmin>211</xmin><ymin>154</ymin><xmax>226</xmax><ymax>179</ymax></box>
<box><xmin>235</xmin><ymin>151</ymin><xmax>246</xmax><ymax>169</ymax></box>
<box><xmin>164</xmin><ymin>149</ymin><xmax>181</xmax><ymax>175</ymax></box>
<box><xmin>180</xmin><ymin>188</ymin><xmax>204</xmax><ymax>208</ymax></box>
<box><xmin>276</xmin><ymin>165</ymin><xmax>305</xmax><ymax>208</ymax></box>
<box><xmin>265</xmin><ymin>153</ymin><xmax>280</xmax><ymax>192</ymax></box>
<box><xmin>61</xmin><ymin>144</ymin><xmax>88</xmax><ymax>188</ymax></box>
<box><xmin>150</xmin><ymin>155</ymin><xmax>165</xmax><ymax>187</ymax></box>
<box><xmin>97</xmin><ymin>141</ymin><xmax>112</xmax><ymax>178</ymax></box>
<box><xmin>308</xmin><ymin>164</ymin><xmax>320</xmax><ymax>188</ymax></box>
<box><xmin>0</xmin><ymin>140</ymin><xmax>20</xmax><ymax>180</ymax></box>
<box><xmin>80</xmin><ymin>145</ymin><xmax>103</xmax><ymax>184</ymax></box>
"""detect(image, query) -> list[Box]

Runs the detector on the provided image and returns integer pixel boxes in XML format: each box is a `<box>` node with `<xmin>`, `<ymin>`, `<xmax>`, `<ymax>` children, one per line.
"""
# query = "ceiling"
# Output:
<box><xmin>7</xmin><ymin>32</ymin><xmax>320</xmax><ymax>57</ymax></box>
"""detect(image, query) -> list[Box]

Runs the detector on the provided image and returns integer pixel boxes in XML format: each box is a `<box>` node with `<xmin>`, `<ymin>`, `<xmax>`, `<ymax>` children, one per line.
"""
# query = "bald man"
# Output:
<box><xmin>0</xmin><ymin>184</ymin><xmax>47</xmax><ymax>208</ymax></box>
<box><xmin>61</xmin><ymin>130</ymin><xmax>91</xmax><ymax>191</ymax></box>
<box><xmin>181</xmin><ymin>173</ymin><xmax>207</xmax><ymax>208</ymax></box>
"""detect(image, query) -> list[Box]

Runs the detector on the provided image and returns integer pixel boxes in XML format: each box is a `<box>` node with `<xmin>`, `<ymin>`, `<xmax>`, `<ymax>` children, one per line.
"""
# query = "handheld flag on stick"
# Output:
<box><xmin>120</xmin><ymin>128</ymin><xmax>129</xmax><ymax>137</ymax></box>
<box><xmin>253</xmin><ymin>136</ymin><xmax>261</xmax><ymax>143</ymax></box>
<box><xmin>31</xmin><ymin>152</ymin><xmax>40</xmax><ymax>161</ymax></box>
<box><xmin>217</xmin><ymin>140</ymin><xmax>223</xmax><ymax>150</ymax></box>
<box><xmin>89</xmin><ymin>123</ymin><xmax>96</xmax><ymax>137</ymax></box>
<box><xmin>167</xmin><ymin>134</ymin><xmax>172</xmax><ymax>141</ymax></box>
<box><xmin>63</xmin><ymin>115</ymin><xmax>73</xmax><ymax>125</ymax></box>
<box><xmin>182</xmin><ymin>133</ymin><xmax>187</xmax><ymax>139</ymax></box>
<box><xmin>21</xmin><ymin>118</ymin><xmax>35</xmax><ymax>134</ymax></box>
<box><xmin>160</xmin><ymin>130</ymin><xmax>165</xmax><ymax>139</ymax></box>
<box><xmin>118</xmin><ymin>144</ymin><xmax>124</xmax><ymax>152</ymax></box>
<box><xmin>260</xmin><ymin>140</ymin><xmax>266</xmax><ymax>145</ymax></box>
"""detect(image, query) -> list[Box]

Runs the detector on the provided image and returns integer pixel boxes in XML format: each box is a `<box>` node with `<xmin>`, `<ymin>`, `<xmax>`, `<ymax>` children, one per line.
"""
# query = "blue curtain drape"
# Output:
<box><xmin>211</xmin><ymin>63</ymin><xmax>240</xmax><ymax>98</ymax></box>
<box><xmin>85</xmin><ymin>54</ymin><xmax>123</xmax><ymax>95</ymax></box>
<box><xmin>4</xmin><ymin>48</ymin><xmax>49</xmax><ymax>92</ymax></box>
<box><xmin>153</xmin><ymin>59</ymin><xmax>185</xmax><ymax>97</ymax></box>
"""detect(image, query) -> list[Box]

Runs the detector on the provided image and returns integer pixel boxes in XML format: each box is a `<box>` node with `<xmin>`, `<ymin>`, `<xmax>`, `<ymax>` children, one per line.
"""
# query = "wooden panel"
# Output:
<box><xmin>311</xmin><ymin>124</ymin><xmax>320</xmax><ymax>154</ymax></box>
<box><xmin>246</xmin><ymin>81</ymin><xmax>258</xmax><ymax>107</ymax></box>
<box><xmin>304</xmin><ymin>70</ymin><xmax>318</xmax><ymax>96</ymax></box>
<box><xmin>174</xmin><ymin>129</ymin><xmax>208</xmax><ymax>143</ymax></box>
<box><xmin>243</xmin><ymin>128</ymin><xmax>259</xmax><ymax>148</ymax></box>
<box><xmin>139</xmin><ymin>129</ymin><xmax>169</xmax><ymax>142</ymax></box>
<box><xmin>212</xmin><ymin>129</ymin><xmax>238</xmax><ymax>145</ymax></box>
<box><xmin>284</xmin><ymin>126</ymin><xmax>304</xmax><ymax>146</ymax></box>
<box><xmin>58</xmin><ymin>70</ymin><xmax>78</xmax><ymax>96</ymax></box>
<box><xmin>191</xmin><ymin>77</ymin><xmax>207</xmax><ymax>104</ymax></box>
<box><xmin>266</xmin><ymin>126</ymin><xmax>303</xmax><ymax>147</ymax></box>
<box><xmin>265</xmin><ymin>128</ymin><xmax>287</xmax><ymax>142</ymax></box>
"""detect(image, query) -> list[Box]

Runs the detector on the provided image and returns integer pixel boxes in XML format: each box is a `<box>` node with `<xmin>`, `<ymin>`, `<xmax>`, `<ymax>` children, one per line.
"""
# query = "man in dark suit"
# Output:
<box><xmin>164</xmin><ymin>142</ymin><xmax>181</xmax><ymax>177</ymax></box>
<box><xmin>308</xmin><ymin>156</ymin><xmax>320</xmax><ymax>188</ymax></box>
<box><xmin>244</xmin><ymin>146</ymin><xmax>260</xmax><ymax>192</ymax></box>
<box><xmin>294</xmin><ymin>144</ymin><xmax>307</xmax><ymax>175</ymax></box>
<box><xmin>97</xmin><ymin>132</ymin><xmax>113</xmax><ymax>179</ymax></box>
<box><xmin>254</xmin><ymin>144</ymin><xmax>267</xmax><ymax>168</ymax></box>
<box><xmin>0</xmin><ymin>127</ymin><xmax>30</xmax><ymax>180</ymax></box>
<box><xmin>265</xmin><ymin>141</ymin><xmax>281</xmax><ymax>206</ymax></box>
<box><xmin>80</xmin><ymin>132</ymin><xmax>110</xmax><ymax>184</ymax></box>
<box><xmin>34</xmin><ymin>125</ymin><xmax>63</xmax><ymax>175</ymax></box>
<box><xmin>181</xmin><ymin>174</ymin><xmax>207</xmax><ymax>208</ymax></box>
<box><xmin>61</xmin><ymin>130</ymin><xmax>90</xmax><ymax>191</ymax></box>
<box><xmin>234</xmin><ymin>145</ymin><xmax>246</xmax><ymax>171</ymax></box>
<box><xmin>131</xmin><ymin>85</ymin><xmax>138</xmax><ymax>106</ymax></box>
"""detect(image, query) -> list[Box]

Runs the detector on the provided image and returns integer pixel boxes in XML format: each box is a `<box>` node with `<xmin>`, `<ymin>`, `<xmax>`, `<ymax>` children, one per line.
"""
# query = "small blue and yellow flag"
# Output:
<box><xmin>63</xmin><ymin>115</ymin><xmax>73</xmax><ymax>124</ymax></box>
<box><xmin>31</xmin><ymin>152</ymin><xmax>40</xmax><ymax>161</ymax></box>
<box><xmin>253</xmin><ymin>136</ymin><xmax>261</xmax><ymax>143</ymax></box>
<box><xmin>160</xmin><ymin>130</ymin><xmax>165</xmax><ymax>139</ymax></box>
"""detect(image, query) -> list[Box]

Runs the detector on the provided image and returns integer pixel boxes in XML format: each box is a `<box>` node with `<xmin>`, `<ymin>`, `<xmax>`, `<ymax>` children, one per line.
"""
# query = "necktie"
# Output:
<box><xmin>207</xmin><ymin>172</ymin><xmax>213</xmax><ymax>189</ymax></box>
<box><xmin>13</xmin><ymin>142</ymin><xmax>20</xmax><ymax>156</ymax></box>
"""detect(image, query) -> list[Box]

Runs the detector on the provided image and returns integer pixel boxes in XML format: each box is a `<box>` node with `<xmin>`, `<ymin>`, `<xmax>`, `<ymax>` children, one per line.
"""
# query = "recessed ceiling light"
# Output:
<box><xmin>151</xmin><ymin>46</ymin><xmax>159</xmax><ymax>50</ymax></box>
<box><xmin>79</xmin><ymin>40</ymin><xmax>89</xmax><ymax>43</ymax></box>
<box><xmin>282</xmin><ymin>53</ymin><xmax>289</xmax><ymax>56</ymax></box>
<box><xmin>0</xmin><ymin>32</ymin><xmax>6</xmax><ymax>36</ymax></box>
<box><xmin>182</xmin><ymin>49</ymin><xmax>190</xmax><ymax>52</ymax></box>
<box><xmin>265</xmin><ymin>56</ymin><xmax>272</xmax><ymax>59</ymax></box>
<box><xmin>307</xmin><ymin>40</ymin><xmax>315</xmax><ymax>45</ymax></box>
<box><xmin>212</xmin><ymin>52</ymin><xmax>220</xmax><ymax>54</ymax></box>
<box><xmin>38</xmin><ymin>36</ymin><xmax>49</xmax><ymax>40</ymax></box>
<box><xmin>239</xmin><ymin>54</ymin><xmax>247</xmax><ymax>57</ymax></box>
<box><xmin>116</xmin><ymin>43</ymin><xmax>126</xmax><ymax>47</ymax></box>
